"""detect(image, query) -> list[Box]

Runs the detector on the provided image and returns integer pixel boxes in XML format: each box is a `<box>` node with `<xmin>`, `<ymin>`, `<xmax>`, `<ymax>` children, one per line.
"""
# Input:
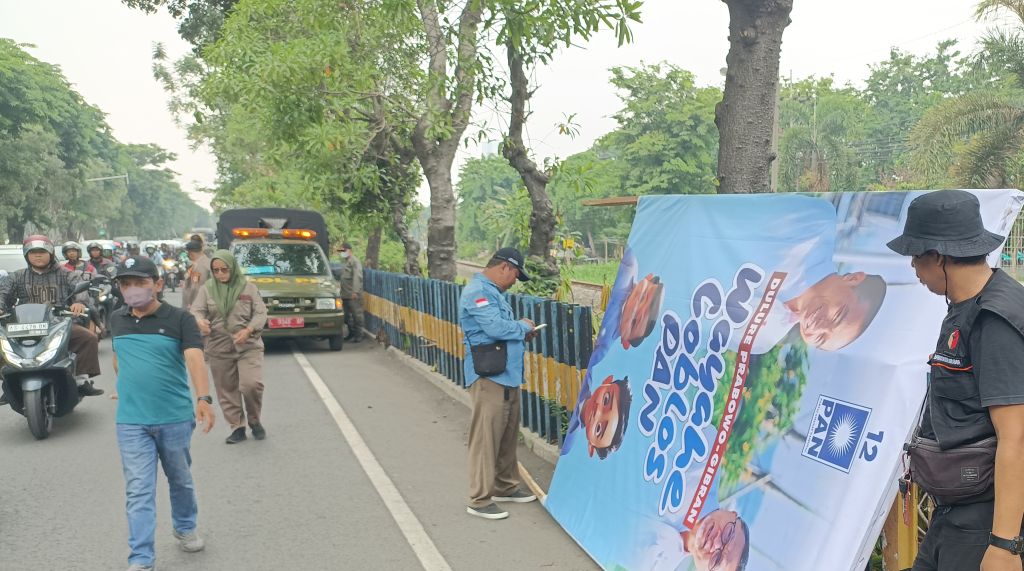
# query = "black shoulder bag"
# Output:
<box><xmin>470</xmin><ymin>341</ymin><xmax>508</xmax><ymax>378</ymax></box>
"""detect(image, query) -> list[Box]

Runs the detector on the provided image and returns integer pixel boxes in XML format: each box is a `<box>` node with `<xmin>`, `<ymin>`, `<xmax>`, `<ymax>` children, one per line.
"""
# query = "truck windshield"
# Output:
<box><xmin>233</xmin><ymin>242</ymin><xmax>329</xmax><ymax>276</ymax></box>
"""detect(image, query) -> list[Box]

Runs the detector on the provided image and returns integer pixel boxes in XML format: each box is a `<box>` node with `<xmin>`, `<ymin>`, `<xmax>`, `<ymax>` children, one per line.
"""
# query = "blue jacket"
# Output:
<box><xmin>459</xmin><ymin>273</ymin><xmax>531</xmax><ymax>388</ymax></box>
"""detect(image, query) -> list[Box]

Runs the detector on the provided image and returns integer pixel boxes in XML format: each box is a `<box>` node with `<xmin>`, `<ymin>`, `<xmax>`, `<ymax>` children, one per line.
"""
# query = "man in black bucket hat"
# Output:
<box><xmin>888</xmin><ymin>189</ymin><xmax>1024</xmax><ymax>571</ymax></box>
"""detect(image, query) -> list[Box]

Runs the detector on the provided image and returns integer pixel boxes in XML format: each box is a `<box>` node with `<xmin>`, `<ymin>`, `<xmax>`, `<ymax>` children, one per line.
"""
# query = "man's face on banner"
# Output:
<box><xmin>787</xmin><ymin>272</ymin><xmax>879</xmax><ymax>351</ymax></box>
<box><xmin>681</xmin><ymin>509</ymin><xmax>749</xmax><ymax>571</ymax></box>
<box><xmin>620</xmin><ymin>274</ymin><xmax>663</xmax><ymax>349</ymax></box>
<box><xmin>583</xmin><ymin>376</ymin><xmax>622</xmax><ymax>456</ymax></box>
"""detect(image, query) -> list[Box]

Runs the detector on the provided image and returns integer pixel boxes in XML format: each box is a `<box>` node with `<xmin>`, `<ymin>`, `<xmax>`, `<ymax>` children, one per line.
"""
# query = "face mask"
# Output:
<box><xmin>122</xmin><ymin>286</ymin><xmax>155</xmax><ymax>309</ymax></box>
<box><xmin>341</xmin><ymin>252</ymin><xmax>350</xmax><ymax>259</ymax></box>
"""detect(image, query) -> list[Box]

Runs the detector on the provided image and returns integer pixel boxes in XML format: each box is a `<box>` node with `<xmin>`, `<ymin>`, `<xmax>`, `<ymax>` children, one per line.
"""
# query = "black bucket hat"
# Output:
<box><xmin>886</xmin><ymin>190</ymin><xmax>1005</xmax><ymax>257</ymax></box>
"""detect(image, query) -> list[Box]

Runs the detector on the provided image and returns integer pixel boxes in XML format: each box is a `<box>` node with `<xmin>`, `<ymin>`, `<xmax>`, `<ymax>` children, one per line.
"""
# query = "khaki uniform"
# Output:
<box><xmin>340</xmin><ymin>256</ymin><xmax>365</xmax><ymax>338</ymax></box>
<box><xmin>182</xmin><ymin>254</ymin><xmax>211</xmax><ymax>311</ymax></box>
<box><xmin>191</xmin><ymin>282</ymin><xmax>268</xmax><ymax>430</ymax></box>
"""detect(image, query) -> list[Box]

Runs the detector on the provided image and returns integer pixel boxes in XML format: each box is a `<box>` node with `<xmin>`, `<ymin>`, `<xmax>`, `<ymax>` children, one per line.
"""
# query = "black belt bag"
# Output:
<box><xmin>905</xmin><ymin>434</ymin><xmax>997</xmax><ymax>505</ymax></box>
<box><xmin>470</xmin><ymin>341</ymin><xmax>508</xmax><ymax>378</ymax></box>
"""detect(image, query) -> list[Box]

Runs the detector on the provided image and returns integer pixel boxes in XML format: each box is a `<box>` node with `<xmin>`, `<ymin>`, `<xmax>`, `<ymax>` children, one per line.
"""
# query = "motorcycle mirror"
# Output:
<box><xmin>91</xmin><ymin>275</ymin><xmax>111</xmax><ymax>285</ymax></box>
<box><xmin>70</xmin><ymin>281</ymin><xmax>92</xmax><ymax>297</ymax></box>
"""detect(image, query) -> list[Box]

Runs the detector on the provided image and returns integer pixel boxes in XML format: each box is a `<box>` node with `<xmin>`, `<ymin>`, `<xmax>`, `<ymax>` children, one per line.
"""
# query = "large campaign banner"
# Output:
<box><xmin>547</xmin><ymin>190</ymin><xmax>1024</xmax><ymax>571</ymax></box>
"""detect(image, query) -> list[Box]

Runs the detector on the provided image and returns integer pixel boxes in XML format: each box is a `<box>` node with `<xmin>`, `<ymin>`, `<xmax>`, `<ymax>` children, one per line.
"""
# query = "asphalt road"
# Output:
<box><xmin>0</xmin><ymin>291</ymin><xmax>595</xmax><ymax>571</ymax></box>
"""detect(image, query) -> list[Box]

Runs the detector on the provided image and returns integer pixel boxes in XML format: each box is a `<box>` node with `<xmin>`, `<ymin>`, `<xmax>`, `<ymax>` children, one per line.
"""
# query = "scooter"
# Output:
<box><xmin>162</xmin><ymin>259</ymin><xmax>181</xmax><ymax>292</ymax></box>
<box><xmin>0</xmin><ymin>278</ymin><xmax>99</xmax><ymax>439</ymax></box>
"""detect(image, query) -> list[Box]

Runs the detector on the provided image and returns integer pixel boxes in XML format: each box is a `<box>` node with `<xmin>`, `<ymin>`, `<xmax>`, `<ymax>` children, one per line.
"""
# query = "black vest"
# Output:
<box><xmin>926</xmin><ymin>269</ymin><xmax>1024</xmax><ymax>450</ymax></box>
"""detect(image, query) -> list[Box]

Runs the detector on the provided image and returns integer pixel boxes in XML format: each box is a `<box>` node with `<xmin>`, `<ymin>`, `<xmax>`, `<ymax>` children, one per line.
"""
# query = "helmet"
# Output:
<box><xmin>61</xmin><ymin>241</ymin><xmax>83</xmax><ymax>257</ymax></box>
<box><xmin>23</xmin><ymin>235</ymin><xmax>55</xmax><ymax>259</ymax></box>
<box><xmin>87</xmin><ymin>242</ymin><xmax>103</xmax><ymax>253</ymax></box>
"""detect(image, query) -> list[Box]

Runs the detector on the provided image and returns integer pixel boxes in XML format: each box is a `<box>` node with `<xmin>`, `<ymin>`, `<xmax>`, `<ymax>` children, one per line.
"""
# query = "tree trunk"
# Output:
<box><xmin>364</xmin><ymin>225</ymin><xmax>382</xmax><ymax>269</ymax></box>
<box><xmin>502</xmin><ymin>40</ymin><xmax>558</xmax><ymax>277</ymax></box>
<box><xmin>7</xmin><ymin>219</ymin><xmax>24</xmax><ymax>244</ymax></box>
<box><xmin>412</xmin><ymin>0</ymin><xmax>484</xmax><ymax>281</ymax></box>
<box><xmin>390</xmin><ymin>195</ymin><xmax>422</xmax><ymax>276</ymax></box>
<box><xmin>716</xmin><ymin>0</ymin><xmax>793</xmax><ymax>194</ymax></box>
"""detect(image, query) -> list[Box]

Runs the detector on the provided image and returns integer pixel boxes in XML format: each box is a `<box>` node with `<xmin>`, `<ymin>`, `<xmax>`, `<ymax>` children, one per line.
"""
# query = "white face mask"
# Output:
<box><xmin>341</xmin><ymin>252</ymin><xmax>350</xmax><ymax>259</ymax></box>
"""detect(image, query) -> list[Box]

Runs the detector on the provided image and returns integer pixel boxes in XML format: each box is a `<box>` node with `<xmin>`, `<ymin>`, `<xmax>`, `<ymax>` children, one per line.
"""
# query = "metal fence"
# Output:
<box><xmin>361</xmin><ymin>269</ymin><xmax>594</xmax><ymax>445</ymax></box>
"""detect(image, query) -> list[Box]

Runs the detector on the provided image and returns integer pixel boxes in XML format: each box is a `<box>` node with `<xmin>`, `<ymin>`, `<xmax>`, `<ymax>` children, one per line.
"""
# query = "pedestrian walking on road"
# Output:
<box><xmin>182</xmin><ymin>240</ymin><xmax>211</xmax><ymax>312</ymax></box>
<box><xmin>459</xmin><ymin>247</ymin><xmax>539</xmax><ymax>520</ymax></box>
<box><xmin>110</xmin><ymin>255</ymin><xmax>215</xmax><ymax>571</ymax></box>
<box><xmin>888</xmin><ymin>190</ymin><xmax>1024</xmax><ymax>570</ymax></box>
<box><xmin>338</xmin><ymin>242</ymin><xmax>365</xmax><ymax>343</ymax></box>
<box><xmin>191</xmin><ymin>250</ymin><xmax>268</xmax><ymax>444</ymax></box>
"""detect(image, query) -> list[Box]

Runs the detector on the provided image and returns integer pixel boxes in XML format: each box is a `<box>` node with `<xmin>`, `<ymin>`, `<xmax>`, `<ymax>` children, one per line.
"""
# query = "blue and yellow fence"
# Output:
<box><xmin>362</xmin><ymin>269</ymin><xmax>594</xmax><ymax>445</ymax></box>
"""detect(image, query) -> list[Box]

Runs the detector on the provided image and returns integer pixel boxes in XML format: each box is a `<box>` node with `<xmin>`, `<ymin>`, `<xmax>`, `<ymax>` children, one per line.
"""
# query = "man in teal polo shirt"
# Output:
<box><xmin>110</xmin><ymin>256</ymin><xmax>215</xmax><ymax>571</ymax></box>
<box><xmin>460</xmin><ymin>247</ymin><xmax>539</xmax><ymax>520</ymax></box>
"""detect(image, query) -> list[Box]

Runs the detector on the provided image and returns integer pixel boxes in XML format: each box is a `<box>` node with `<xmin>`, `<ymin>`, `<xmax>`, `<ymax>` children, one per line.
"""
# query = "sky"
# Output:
<box><xmin>0</xmin><ymin>1</ymin><xmax>1011</xmax><ymax>211</ymax></box>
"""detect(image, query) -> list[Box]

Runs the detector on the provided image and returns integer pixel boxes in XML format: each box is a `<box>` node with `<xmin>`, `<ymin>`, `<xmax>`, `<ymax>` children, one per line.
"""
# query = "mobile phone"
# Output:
<box><xmin>532</xmin><ymin>323</ymin><xmax>548</xmax><ymax>331</ymax></box>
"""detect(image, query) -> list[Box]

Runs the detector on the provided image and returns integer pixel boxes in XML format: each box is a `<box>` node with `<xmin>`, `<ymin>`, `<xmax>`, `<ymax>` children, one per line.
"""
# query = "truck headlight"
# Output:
<box><xmin>316</xmin><ymin>298</ymin><xmax>336</xmax><ymax>310</ymax></box>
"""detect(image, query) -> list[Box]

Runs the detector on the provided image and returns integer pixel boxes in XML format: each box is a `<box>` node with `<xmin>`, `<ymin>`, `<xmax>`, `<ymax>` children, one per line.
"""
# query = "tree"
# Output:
<box><xmin>716</xmin><ymin>0</ymin><xmax>794</xmax><ymax>195</ymax></box>
<box><xmin>495</xmin><ymin>0</ymin><xmax>640</xmax><ymax>274</ymax></box>
<box><xmin>777</xmin><ymin>78</ymin><xmax>872</xmax><ymax>193</ymax></box>
<box><xmin>404</xmin><ymin>0</ymin><xmax>486</xmax><ymax>280</ymax></box>
<box><xmin>123</xmin><ymin>0</ymin><xmax>238</xmax><ymax>51</ymax></box>
<box><xmin>602</xmin><ymin>63</ymin><xmax>720</xmax><ymax>195</ymax></box>
<box><xmin>197</xmin><ymin>0</ymin><xmax>424</xmax><ymax>272</ymax></box>
<box><xmin>907</xmin><ymin>2</ymin><xmax>1024</xmax><ymax>187</ymax></box>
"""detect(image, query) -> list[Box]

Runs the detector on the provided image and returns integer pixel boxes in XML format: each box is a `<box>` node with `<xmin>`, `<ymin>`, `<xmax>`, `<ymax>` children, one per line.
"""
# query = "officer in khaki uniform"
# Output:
<box><xmin>182</xmin><ymin>240</ymin><xmax>211</xmax><ymax>311</ymax></box>
<box><xmin>191</xmin><ymin>250</ymin><xmax>269</xmax><ymax>444</ymax></box>
<box><xmin>338</xmin><ymin>242</ymin><xmax>365</xmax><ymax>343</ymax></box>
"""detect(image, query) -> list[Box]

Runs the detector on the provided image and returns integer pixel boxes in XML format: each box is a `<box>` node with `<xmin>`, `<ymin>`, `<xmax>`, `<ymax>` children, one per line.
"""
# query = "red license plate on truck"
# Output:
<box><xmin>268</xmin><ymin>317</ymin><xmax>305</xmax><ymax>329</ymax></box>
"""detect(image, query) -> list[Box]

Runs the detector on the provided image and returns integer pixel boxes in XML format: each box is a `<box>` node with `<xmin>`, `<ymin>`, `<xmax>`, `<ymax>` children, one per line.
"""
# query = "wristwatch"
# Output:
<box><xmin>197</xmin><ymin>395</ymin><xmax>213</xmax><ymax>405</ymax></box>
<box><xmin>989</xmin><ymin>533</ymin><xmax>1024</xmax><ymax>555</ymax></box>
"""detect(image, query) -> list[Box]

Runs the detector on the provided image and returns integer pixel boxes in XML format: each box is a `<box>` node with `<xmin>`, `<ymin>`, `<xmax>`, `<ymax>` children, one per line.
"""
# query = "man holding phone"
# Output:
<box><xmin>459</xmin><ymin>247</ymin><xmax>539</xmax><ymax>520</ymax></box>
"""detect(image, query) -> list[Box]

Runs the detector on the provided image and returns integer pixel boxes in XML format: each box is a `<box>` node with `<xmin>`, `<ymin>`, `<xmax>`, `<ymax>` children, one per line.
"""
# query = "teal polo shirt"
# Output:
<box><xmin>111</xmin><ymin>302</ymin><xmax>205</xmax><ymax>425</ymax></box>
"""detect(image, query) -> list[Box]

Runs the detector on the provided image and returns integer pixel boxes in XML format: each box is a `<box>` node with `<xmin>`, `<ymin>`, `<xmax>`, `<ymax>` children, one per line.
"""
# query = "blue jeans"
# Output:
<box><xmin>117</xmin><ymin>421</ymin><xmax>198</xmax><ymax>566</ymax></box>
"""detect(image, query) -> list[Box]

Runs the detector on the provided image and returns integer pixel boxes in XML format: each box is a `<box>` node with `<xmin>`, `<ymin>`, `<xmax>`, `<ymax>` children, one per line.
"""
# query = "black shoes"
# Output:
<box><xmin>250</xmin><ymin>423</ymin><xmax>266</xmax><ymax>440</ymax></box>
<box><xmin>225</xmin><ymin>427</ymin><xmax>247</xmax><ymax>444</ymax></box>
<box><xmin>78</xmin><ymin>380</ymin><xmax>105</xmax><ymax>397</ymax></box>
<box><xmin>0</xmin><ymin>393</ymin><xmax>7</xmax><ymax>406</ymax></box>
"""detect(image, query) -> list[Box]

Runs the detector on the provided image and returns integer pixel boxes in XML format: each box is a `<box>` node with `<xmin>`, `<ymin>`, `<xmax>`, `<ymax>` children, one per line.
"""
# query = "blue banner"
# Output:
<box><xmin>546</xmin><ymin>191</ymin><xmax>1023</xmax><ymax>571</ymax></box>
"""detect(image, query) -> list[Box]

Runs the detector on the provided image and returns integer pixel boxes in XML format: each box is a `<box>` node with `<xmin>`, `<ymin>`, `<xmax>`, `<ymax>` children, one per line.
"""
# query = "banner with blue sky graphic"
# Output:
<box><xmin>546</xmin><ymin>190</ymin><xmax>1023</xmax><ymax>571</ymax></box>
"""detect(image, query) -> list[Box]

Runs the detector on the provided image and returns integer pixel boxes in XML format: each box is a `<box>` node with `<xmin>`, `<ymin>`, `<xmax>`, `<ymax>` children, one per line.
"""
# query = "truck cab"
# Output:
<box><xmin>217</xmin><ymin>209</ymin><xmax>345</xmax><ymax>351</ymax></box>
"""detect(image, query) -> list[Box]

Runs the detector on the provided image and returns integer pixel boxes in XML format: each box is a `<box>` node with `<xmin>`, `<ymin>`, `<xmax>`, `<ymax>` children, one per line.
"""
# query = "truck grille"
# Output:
<box><xmin>264</xmin><ymin>297</ymin><xmax>315</xmax><ymax>312</ymax></box>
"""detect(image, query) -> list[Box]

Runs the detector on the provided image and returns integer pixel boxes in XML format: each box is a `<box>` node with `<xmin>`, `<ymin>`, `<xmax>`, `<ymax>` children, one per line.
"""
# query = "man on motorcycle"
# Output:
<box><xmin>145</xmin><ymin>244</ymin><xmax>164</xmax><ymax>266</ymax></box>
<box><xmin>0</xmin><ymin>236</ymin><xmax>103</xmax><ymax>398</ymax></box>
<box><xmin>61</xmin><ymin>242</ymin><xmax>96</xmax><ymax>274</ymax></box>
<box><xmin>88</xmin><ymin>242</ymin><xmax>115</xmax><ymax>274</ymax></box>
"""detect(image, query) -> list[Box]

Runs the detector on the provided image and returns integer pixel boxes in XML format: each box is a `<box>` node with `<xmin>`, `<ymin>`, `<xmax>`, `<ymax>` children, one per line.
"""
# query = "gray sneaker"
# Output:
<box><xmin>126</xmin><ymin>565</ymin><xmax>154</xmax><ymax>571</ymax></box>
<box><xmin>173</xmin><ymin>529</ymin><xmax>205</xmax><ymax>552</ymax></box>
<box><xmin>492</xmin><ymin>489</ymin><xmax>537</xmax><ymax>503</ymax></box>
<box><xmin>466</xmin><ymin>503</ymin><xmax>509</xmax><ymax>520</ymax></box>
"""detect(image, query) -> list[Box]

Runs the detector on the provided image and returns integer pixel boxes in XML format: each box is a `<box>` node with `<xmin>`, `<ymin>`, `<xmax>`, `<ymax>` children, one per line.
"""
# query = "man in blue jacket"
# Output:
<box><xmin>460</xmin><ymin>248</ymin><xmax>539</xmax><ymax>520</ymax></box>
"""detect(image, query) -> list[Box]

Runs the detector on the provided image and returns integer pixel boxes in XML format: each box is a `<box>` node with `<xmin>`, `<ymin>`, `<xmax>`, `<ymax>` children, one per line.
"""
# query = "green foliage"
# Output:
<box><xmin>714</xmin><ymin>342</ymin><xmax>809</xmax><ymax>494</ymax></box>
<box><xmin>562</xmin><ymin>261</ymin><xmax>620</xmax><ymax>284</ymax></box>
<box><xmin>0</xmin><ymin>39</ymin><xmax>204</xmax><ymax>242</ymax></box>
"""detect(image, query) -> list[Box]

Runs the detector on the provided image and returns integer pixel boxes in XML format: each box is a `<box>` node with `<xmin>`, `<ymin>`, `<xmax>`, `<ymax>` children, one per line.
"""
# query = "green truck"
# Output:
<box><xmin>216</xmin><ymin>208</ymin><xmax>346</xmax><ymax>350</ymax></box>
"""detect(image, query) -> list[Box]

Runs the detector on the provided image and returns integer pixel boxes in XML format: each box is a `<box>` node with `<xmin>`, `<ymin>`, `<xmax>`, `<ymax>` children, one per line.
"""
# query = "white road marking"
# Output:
<box><xmin>292</xmin><ymin>348</ymin><xmax>453</xmax><ymax>571</ymax></box>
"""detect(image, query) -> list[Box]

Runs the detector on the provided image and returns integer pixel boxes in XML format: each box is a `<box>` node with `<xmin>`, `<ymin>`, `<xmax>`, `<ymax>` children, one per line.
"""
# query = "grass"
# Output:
<box><xmin>562</xmin><ymin>260</ymin><xmax>621</xmax><ymax>284</ymax></box>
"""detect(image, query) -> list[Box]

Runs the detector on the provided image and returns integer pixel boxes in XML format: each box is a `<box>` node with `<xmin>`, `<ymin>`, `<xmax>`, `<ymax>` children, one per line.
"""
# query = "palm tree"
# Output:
<box><xmin>910</xmin><ymin>91</ymin><xmax>1024</xmax><ymax>187</ymax></box>
<box><xmin>909</xmin><ymin>0</ymin><xmax>1024</xmax><ymax>187</ymax></box>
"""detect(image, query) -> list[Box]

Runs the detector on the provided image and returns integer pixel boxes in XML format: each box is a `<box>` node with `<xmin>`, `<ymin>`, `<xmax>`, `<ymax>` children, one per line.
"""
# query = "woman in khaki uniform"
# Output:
<box><xmin>191</xmin><ymin>250</ymin><xmax>269</xmax><ymax>444</ymax></box>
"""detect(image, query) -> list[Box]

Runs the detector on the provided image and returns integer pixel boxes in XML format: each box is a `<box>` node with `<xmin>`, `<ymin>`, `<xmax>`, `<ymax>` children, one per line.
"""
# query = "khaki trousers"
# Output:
<box><xmin>467</xmin><ymin>378</ymin><xmax>521</xmax><ymax>508</ymax></box>
<box><xmin>70</xmin><ymin>324</ymin><xmax>101</xmax><ymax>377</ymax></box>
<box><xmin>208</xmin><ymin>350</ymin><xmax>265</xmax><ymax>430</ymax></box>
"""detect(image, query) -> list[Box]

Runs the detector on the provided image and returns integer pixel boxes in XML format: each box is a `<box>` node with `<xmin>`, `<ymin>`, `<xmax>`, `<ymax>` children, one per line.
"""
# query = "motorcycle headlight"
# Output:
<box><xmin>34</xmin><ymin>330</ymin><xmax>66</xmax><ymax>365</ymax></box>
<box><xmin>0</xmin><ymin>338</ymin><xmax>33</xmax><ymax>368</ymax></box>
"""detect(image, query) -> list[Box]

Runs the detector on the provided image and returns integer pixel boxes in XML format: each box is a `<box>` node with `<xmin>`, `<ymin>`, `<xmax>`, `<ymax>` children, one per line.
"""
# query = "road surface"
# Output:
<box><xmin>0</xmin><ymin>291</ymin><xmax>595</xmax><ymax>571</ymax></box>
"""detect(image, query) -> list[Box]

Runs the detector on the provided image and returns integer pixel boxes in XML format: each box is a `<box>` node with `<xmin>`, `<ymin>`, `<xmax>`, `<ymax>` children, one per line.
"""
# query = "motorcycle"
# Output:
<box><xmin>0</xmin><ymin>278</ymin><xmax>100</xmax><ymax>439</ymax></box>
<box><xmin>162</xmin><ymin>259</ymin><xmax>181</xmax><ymax>292</ymax></box>
<box><xmin>87</xmin><ymin>276</ymin><xmax>116</xmax><ymax>338</ymax></box>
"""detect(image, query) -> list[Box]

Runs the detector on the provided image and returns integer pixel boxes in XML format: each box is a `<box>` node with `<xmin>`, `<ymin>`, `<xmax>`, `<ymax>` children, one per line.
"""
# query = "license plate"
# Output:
<box><xmin>268</xmin><ymin>317</ymin><xmax>305</xmax><ymax>329</ymax></box>
<box><xmin>7</xmin><ymin>322</ymin><xmax>48</xmax><ymax>337</ymax></box>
